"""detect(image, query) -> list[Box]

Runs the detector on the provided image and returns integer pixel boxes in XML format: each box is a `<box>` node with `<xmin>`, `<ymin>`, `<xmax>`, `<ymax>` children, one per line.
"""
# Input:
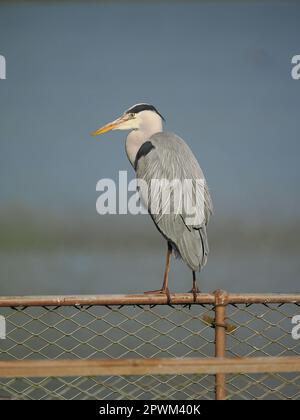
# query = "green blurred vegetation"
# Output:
<box><xmin>1</xmin><ymin>207</ymin><xmax>299</xmax><ymax>254</ymax></box>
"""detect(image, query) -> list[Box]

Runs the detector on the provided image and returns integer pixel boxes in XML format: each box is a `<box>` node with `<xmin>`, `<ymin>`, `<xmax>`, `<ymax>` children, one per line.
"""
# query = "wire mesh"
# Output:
<box><xmin>226</xmin><ymin>372</ymin><xmax>300</xmax><ymax>400</ymax></box>
<box><xmin>225</xmin><ymin>302</ymin><xmax>300</xmax><ymax>400</ymax></box>
<box><xmin>0</xmin><ymin>298</ymin><xmax>299</xmax><ymax>400</ymax></box>
<box><xmin>0</xmin><ymin>304</ymin><xmax>216</xmax><ymax>400</ymax></box>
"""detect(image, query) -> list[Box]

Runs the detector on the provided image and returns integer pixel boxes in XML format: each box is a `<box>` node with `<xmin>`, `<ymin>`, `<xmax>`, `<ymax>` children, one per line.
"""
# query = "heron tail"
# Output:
<box><xmin>175</xmin><ymin>225</ymin><xmax>209</xmax><ymax>271</ymax></box>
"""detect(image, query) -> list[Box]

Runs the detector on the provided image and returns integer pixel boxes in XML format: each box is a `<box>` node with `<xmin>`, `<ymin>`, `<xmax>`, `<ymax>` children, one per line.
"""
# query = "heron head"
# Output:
<box><xmin>91</xmin><ymin>103</ymin><xmax>165</xmax><ymax>136</ymax></box>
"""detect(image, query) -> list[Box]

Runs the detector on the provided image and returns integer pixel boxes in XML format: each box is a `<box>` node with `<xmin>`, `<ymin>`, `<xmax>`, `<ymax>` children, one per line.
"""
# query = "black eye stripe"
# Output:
<box><xmin>126</xmin><ymin>104</ymin><xmax>165</xmax><ymax>121</ymax></box>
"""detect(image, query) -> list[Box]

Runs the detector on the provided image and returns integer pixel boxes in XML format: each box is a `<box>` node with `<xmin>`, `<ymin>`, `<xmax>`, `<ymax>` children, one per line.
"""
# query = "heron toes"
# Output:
<box><xmin>144</xmin><ymin>289</ymin><xmax>165</xmax><ymax>294</ymax></box>
<box><xmin>144</xmin><ymin>288</ymin><xmax>172</xmax><ymax>305</ymax></box>
<box><xmin>189</xmin><ymin>286</ymin><xmax>201</xmax><ymax>303</ymax></box>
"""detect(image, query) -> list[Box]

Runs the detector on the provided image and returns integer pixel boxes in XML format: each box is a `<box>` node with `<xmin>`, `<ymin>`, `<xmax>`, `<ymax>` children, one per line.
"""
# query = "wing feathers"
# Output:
<box><xmin>135</xmin><ymin>132</ymin><xmax>212</xmax><ymax>271</ymax></box>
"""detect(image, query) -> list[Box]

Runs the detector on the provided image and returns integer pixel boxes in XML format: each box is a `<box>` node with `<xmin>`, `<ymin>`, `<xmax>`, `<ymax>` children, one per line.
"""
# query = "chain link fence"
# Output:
<box><xmin>0</xmin><ymin>292</ymin><xmax>299</xmax><ymax>400</ymax></box>
<box><xmin>225</xmin><ymin>302</ymin><xmax>300</xmax><ymax>400</ymax></box>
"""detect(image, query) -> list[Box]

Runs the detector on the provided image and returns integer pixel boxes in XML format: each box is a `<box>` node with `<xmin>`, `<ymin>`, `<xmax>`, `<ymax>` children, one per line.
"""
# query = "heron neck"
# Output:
<box><xmin>125</xmin><ymin>124</ymin><xmax>162</xmax><ymax>167</ymax></box>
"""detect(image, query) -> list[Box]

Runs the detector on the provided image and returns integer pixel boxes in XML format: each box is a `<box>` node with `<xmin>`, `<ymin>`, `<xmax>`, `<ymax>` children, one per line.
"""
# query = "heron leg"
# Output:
<box><xmin>144</xmin><ymin>243</ymin><xmax>172</xmax><ymax>303</ymax></box>
<box><xmin>161</xmin><ymin>243</ymin><xmax>172</xmax><ymax>294</ymax></box>
<box><xmin>190</xmin><ymin>271</ymin><xmax>201</xmax><ymax>303</ymax></box>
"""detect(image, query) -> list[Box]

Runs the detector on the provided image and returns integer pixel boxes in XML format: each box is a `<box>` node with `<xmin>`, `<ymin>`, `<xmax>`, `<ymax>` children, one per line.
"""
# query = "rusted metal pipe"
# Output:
<box><xmin>214</xmin><ymin>289</ymin><xmax>228</xmax><ymax>400</ymax></box>
<box><xmin>0</xmin><ymin>293</ymin><xmax>215</xmax><ymax>307</ymax></box>
<box><xmin>0</xmin><ymin>292</ymin><xmax>299</xmax><ymax>307</ymax></box>
<box><xmin>226</xmin><ymin>293</ymin><xmax>300</xmax><ymax>305</ymax></box>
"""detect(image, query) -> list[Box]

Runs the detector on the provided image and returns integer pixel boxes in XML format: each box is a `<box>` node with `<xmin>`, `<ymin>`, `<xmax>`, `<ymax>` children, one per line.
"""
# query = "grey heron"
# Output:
<box><xmin>91</xmin><ymin>103</ymin><xmax>213</xmax><ymax>302</ymax></box>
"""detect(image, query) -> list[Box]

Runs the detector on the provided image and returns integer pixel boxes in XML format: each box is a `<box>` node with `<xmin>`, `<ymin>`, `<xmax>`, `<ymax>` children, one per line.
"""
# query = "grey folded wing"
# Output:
<box><xmin>135</xmin><ymin>131</ymin><xmax>213</xmax><ymax>271</ymax></box>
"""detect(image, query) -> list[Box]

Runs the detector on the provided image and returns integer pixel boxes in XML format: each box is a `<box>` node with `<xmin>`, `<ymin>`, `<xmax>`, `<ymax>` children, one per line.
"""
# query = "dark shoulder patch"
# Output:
<box><xmin>134</xmin><ymin>141</ymin><xmax>155</xmax><ymax>170</ymax></box>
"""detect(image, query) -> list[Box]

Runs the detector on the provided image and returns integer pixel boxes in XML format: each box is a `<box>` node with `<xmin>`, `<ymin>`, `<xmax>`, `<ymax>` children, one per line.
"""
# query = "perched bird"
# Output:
<box><xmin>91</xmin><ymin>103</ymin><xmax>212</xmax><ymax>302</ymax></box>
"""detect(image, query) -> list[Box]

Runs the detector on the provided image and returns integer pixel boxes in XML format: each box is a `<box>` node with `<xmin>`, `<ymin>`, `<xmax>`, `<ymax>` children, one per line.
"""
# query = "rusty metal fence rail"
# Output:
<box><xmin>0</xmin><ymin>291</ymin><xmax>299</xmax><ymax>400</ymax></box>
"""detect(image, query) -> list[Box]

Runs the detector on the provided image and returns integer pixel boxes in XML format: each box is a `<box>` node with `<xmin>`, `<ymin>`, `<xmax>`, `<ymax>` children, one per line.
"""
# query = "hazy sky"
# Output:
<box><xmin>0</xmin><ymin>1</ymin><xmax>300</xmax><ymax>224</ymax></box>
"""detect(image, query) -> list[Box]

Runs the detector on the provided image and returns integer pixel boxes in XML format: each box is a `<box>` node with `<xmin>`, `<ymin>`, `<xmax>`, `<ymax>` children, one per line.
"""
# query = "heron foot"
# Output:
<box><xmin>189</xmin><ymin>286</ymin><xmax>201</xmax><ymax>303</ymax></box>
<box><xmin>144</xmin><ymin>288</ymin><xmax>172</xmax><ymax>305</ymax></box>
<box><xmin>144</xmin><ymin>289</ymin><xmax>165</xmax><ymax>294</ymax></box>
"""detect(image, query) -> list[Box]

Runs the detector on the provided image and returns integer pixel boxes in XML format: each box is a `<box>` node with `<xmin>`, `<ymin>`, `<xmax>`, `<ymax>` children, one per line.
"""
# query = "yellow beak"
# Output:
<box><xmin>91</xmin><ymin>114</ymin><xmax>129</xmax><ymax>137</ymax></box>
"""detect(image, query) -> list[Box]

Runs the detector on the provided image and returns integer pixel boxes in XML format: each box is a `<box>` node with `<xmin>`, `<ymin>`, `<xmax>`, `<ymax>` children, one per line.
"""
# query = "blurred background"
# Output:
<box><xmin>0</xmin><ymin>0</ymin><xmax>299</xmax><ymax>295</ymax></box>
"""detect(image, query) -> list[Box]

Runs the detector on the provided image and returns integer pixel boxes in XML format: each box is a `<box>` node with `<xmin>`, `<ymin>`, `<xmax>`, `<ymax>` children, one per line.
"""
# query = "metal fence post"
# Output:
<box><xmin>214</xmin><ymin>289</ymin><xmax>228</xmax><ymax>400</ymax></box>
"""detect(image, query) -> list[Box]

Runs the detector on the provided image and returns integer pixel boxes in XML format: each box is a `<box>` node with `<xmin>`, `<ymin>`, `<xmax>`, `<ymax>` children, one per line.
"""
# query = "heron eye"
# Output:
<box><xmin>130</xmin><ymin>113</ymin><xmax>135</xmax><ymax>118</ymax></box>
